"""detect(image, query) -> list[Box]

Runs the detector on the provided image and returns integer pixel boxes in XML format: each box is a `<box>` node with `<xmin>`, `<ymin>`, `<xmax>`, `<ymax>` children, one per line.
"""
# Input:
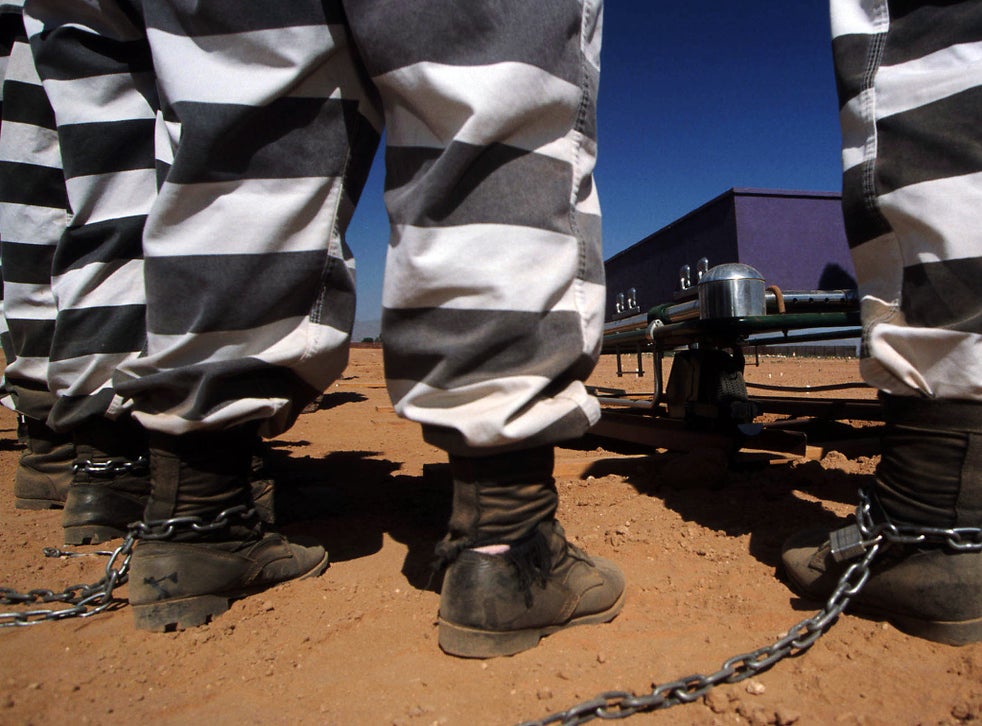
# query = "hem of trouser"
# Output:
<box><xmin>881</xmin><ymin>393</ymin><xmax>982</xmax><ymax>433</ymax></box>
<box><xmin>3</xmin><ymin>383</ymin><xmax>58</xmax><ymax>422</ymax></box>
<box><xmin>47</xmin><ymin>390</ymin><xmax>119</xmax><ymax>433</ymax></box>
<box><xmin>421</xmin><ymin>408</ymin><xmax>594</xmax><ymax>458</ymax></box>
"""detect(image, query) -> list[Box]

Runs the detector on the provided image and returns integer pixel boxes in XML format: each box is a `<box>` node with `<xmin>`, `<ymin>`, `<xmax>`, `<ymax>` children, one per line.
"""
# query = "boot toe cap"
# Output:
<box><xmin>573</xmin><ymin>555</ymin><xmax>625</xmax><ymax>618</ymax></box>
<box><xmin>780</xmin><ymin>528</ymin><xmax>841</xmax><ymax>600</ymax></box>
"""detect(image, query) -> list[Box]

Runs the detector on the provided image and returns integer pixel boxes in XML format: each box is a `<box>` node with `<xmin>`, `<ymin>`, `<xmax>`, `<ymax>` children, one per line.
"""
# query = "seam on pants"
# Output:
<box><xmin>303</xmin><ymin>153</ymin><xmax>351</xmax><ymax>362</ymax></box>
<box><xmin>569</xmin><ymin>0</ymin><xmax>597</xmax><ymax>350</ymax></box>
<box><xmin>859</xmin><ymin>0</ymin><xmax>904</xmax><ymax>349</ymax></box>
<box><xmin>860</xmin><ymin>2</ymin><xmax>891</xmax><ymax>244</ymax></box>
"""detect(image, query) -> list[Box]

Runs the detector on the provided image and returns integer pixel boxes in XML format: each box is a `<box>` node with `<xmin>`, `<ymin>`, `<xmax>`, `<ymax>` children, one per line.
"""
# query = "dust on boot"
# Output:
<box><xmin>62</xmin><ymin>415</ymin><xmax>151</xmax><ymax>544</ymax></box>
<box><xmin>14</xmin><ymin>414</ymin><xmax>74</xmax><ymax>510</ymax></box>
<box><xmin>436</xmin><ymin>446</ymin><xmax>625</xmax><ymax>658</ymax></box>
<box><xmin>782</xmin><ymin>395</ymin><xmax>982</xmax><ymax>646</ymax></box>
<box><xmin>128</xmin><ymin>427</ymin><xmax>328</xmax><ymax>632</ymax></box>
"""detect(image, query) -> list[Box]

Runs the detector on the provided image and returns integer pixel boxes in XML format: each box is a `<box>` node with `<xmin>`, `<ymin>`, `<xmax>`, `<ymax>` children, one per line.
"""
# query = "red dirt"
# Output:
<box><xmin>1</xmin><ymin>348</ymin><xmax>980</xmax><ymax>725</ymax></box>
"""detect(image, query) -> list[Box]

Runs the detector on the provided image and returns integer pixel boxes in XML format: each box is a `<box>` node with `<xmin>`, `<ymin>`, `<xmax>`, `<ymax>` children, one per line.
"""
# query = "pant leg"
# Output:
<box><xmin>343</xmin><ymin>0</ymin><xmax>605</xmax><ymax>455</ymax></box>
<box><xmin>109</xmin><ymin>1</ymin><xmax>381</xmax><ymax>437</ymax></box>
<box><xmin>23</xmin><ymin>0</ymin><xmax>152</xmax><ymax>430</ymax></box>
<box><xmin>0</xmin><ymin>4</ymin><xmax>65</xmax><ymax>421</ymax></box>
<box><xmin>0</xmin><ymin>0</ymin><xmax>24</xmax><ymax>411</ymax></box>
<box><xmin>831</xmin><ymin>0</ymin><xmax>982</xmax><ymax>402</ymax></box>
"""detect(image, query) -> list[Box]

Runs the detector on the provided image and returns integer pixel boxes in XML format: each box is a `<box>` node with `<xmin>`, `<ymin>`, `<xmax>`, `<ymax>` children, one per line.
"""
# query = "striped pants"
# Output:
<box><xmin>23</xmin><ymin>0</ymin><xmax>605</xmax><ymax>455</ymax></box>
<box><xmin>832</xmin><ymin>0</ymin><xmax>982</xmax><ymax>403</ymax></box>
<box><xmin>0</xmin><ymin>0</ymin><xmax>21</xmax><ymax>408</ymax></box>
<box><xmin>0</xmin><ymin>0</ymin><xmax>66</xmax><ymax>422</ymax></box>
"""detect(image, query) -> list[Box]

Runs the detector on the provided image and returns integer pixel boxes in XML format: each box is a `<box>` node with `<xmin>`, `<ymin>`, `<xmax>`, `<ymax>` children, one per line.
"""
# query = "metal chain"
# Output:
<box><xmin>520</xmin><ymin>491</ymin><xmax>982</xmax><ymax>726</ymax></box>
<box><xmin>42</xmin><ymin>547</ymin><xmax>116</xmax><ymax>559</ymax></box>
<box><xmin>852</xmin><ymin>489</ymin><xmax>982</xmax><ymax>552</ymax></box>
<box><xmin>0</xmin><ymin>505</ymin><xmax>255</xmax><ymax>627</ymax></box>
<box><xmin>73</xmin><ymin>456</ymin><xmax>149</xmax><ymax>478</ymax></box>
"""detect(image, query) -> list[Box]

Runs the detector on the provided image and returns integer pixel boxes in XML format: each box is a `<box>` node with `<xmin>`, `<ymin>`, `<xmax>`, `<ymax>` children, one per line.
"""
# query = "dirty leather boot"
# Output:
<box><xmin>14</xmin><ymin>415</ymin><xmax>74</xmax><ymax>510</ymax></box>
<box><xmin>437</xmin><ymin>446</ymin><xmax>625</xmax><ymax>658</ymax></box>
<box><xmin>782</xmin><ymin>395</ymin><xmax>982</xmax><ymax>645</ymax></box>
<box><xmin>128</xmin><ymin>427</ymin><xmax>328</xmax><ymax>632</ymax></box>
<box><xmin>62</xmin><ymin>416</ymin><xmax>150</xmax><ymax>544</ymax></box>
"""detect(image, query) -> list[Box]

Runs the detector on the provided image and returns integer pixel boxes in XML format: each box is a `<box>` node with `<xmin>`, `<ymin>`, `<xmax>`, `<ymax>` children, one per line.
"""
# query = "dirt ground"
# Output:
<box><xmin>1</xmin><ymin>348</ymin><xmax>980</xmax><ymax>725</ymax></box>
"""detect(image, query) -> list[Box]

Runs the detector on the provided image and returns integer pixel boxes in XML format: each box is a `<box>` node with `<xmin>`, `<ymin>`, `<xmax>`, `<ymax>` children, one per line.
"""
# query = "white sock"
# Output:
<box><xmin>471</xmin><ymin>543</ymin><xmax>511</xmax><ymax>555</ymax></box>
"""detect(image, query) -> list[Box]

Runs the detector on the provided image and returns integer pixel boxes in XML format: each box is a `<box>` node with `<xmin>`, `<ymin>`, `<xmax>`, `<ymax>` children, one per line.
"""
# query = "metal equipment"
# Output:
<box><xmin>594</xmin><ymin>259</ymin><xmax>878</xmax><ymax>457</ymax></box>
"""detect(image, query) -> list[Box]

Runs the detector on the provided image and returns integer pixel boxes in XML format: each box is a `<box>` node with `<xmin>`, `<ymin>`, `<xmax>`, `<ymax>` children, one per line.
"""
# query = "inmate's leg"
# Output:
<box><xmin>29</xmin><ymin>0</ymin><xmax>384</xmax><ymax>629</ymax></box>
<box><xmin>109</xmin><ymin>1</ymin><xmax>380</xmax><ymax>437</ymax></box>
<box><xmin>0</xmin><ymin>3</ymin><xmax>18</xmax><ymax>447</ymax></box>
<box><xmin>0</xmin><ymin>1</ymin><xmax>18</xmax><ymax>377</ymax></box>
<box><xmin>22</xmin><ymin>1</ymin><xmax>152</xmax><ymax>541</ymax></box>
<box><xmin>345</xmin><ymin>0</ymin><xmax>624</xmax><ymax>657</ymax></box>
<box><xmin>25</xmin><ymin>1</ymin><xmax>151</xmax><ymax>426</ymax></box>
<box><xmin>783</xmin><ymin>0</ymin><xmax>982</xmax><ymax>645</ymax></box>
<box><xmin>0</xmin><ymin>6</ymin><xmax>73</xmax><ymax>508</ymax></box>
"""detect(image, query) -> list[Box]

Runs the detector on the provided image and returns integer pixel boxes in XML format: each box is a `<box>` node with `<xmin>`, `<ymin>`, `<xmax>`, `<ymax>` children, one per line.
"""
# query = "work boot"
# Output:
<box><xmin>62</xmin><ymin>416</ymin><xmax>150</xmax><ymax>545</ymax></box>
<box><xmin>128</xmin><ymin>427</ymin><xmax>328</xmax><ymax>632</ymax></box>
<box><xmin>13</xmin><ymin>415</ymin><xmax>74</xmax><ymax>510</ymax></box>
<box><xmin>249</xmin><ymin>434</ymin><xmax>276</xmax><ymax>525</ymax></box>
<box><xmin>436</xmin><ymin>446</ymin><xmax>625</xmax><ymax>658</ymax></box>
<box><xmin>782</xmin><ymin>395</ymin><xmax>982</xmax><ymax>645</ymax></box>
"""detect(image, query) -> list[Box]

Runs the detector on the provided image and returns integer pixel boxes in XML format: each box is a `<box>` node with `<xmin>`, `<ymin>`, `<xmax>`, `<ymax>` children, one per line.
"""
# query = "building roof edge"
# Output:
<box><xmin>605</xmin><ymin>187</ymin><xmax>841</xmax><ymax>263</ymax></box>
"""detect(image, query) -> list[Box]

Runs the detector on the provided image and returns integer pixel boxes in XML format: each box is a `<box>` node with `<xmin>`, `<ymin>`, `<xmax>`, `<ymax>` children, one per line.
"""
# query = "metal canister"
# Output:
<box><xmin>698</xmin><ymin>263</ymin><xmax>766</xmax><ymax>319</ymax></box>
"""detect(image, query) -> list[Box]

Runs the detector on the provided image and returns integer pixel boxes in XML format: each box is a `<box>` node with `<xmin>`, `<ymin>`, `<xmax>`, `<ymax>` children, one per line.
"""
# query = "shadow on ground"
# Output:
<box><xmin>256</xmin><ymin>440</ymin><xmax>451</xmax><ymax>594</ymax></box>
<box><xmin>565</xmin><ymin>431</ymin><xmax>876</xmax><ymax>571</ymax></box>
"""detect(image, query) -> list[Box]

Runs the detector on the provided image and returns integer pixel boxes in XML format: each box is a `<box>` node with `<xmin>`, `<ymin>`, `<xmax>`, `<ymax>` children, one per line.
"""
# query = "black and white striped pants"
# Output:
<box><xmin>832</xmin><ymin>0</ymin><xmax>982</xmax><ymax>403</ymax></box>
<box><xmin>24</xmin><ymin>0</ymin><xmax>605</xmax><ymax>455</ymax></box>
<box><xmin>0</xmin><ymin>0</ymin><xmax>70</xmax><ymax>421</ymax></box>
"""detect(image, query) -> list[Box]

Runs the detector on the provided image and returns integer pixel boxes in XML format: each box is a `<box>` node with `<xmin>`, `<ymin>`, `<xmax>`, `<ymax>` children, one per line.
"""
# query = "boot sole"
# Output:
<box><xmin>64</xmin><ymin>524</ymin><xmax>127</xmax><ymax>546</ymax></box>
<box><xmin>131</xmin><ymin>550</ymin><xmax>330</xmax><ymax>632</ymax></box>
<box><xmin>438</xmin><ymin>589</ymin><xmax>626</xmax><ymax>658</ymax></box>
<box><xmin>847</xmin><ymin>601</ymin><xmax>982</xmax><ymax>647</ymax></box>
<box><xmin>14</xmin><ymin>497</ymin><xmax>64</xmax><ymax>511</ymax></box>
<box><xmin>785</xmin><ymin>571</ymin><xmax>982</xmax><ymax>647</ymax></box>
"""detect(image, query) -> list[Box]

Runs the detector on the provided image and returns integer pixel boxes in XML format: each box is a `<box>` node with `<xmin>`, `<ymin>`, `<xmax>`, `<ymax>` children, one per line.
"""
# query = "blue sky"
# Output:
<box><xmin>347</xmin><ymin>2</ymin><xmax>842</xmax><ymax>330</ymax></box>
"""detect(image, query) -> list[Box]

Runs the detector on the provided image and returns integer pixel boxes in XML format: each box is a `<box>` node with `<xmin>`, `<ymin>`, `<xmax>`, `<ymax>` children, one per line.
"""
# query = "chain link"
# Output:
<box><xmin>43</xmin><ymin>547</ymin><xmax>116</xmax><ymax>559</ymax></box>
<box><xmin>852</xmin><ymin>489</ymin><xmax>982</xmax><ymax>552</ymax></box>
<box><xmin>520</xmin><ymin>491</ymin><xmax>982</xmax><ymax>726</ymax></box>
<box><xmin>0</xmin><ymin>505</ymin><xmax>254</xmax><ymax>627</ymax></box>
<box><xmin>73</xmin><ymin>456</ymin><xmax>149</xmax><ymax>478</ymax></box>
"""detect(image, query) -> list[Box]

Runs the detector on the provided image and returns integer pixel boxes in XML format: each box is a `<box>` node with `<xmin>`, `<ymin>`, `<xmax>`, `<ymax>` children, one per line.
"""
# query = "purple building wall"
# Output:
<box><xmin>604</xmin><ymin>188</ymin><xmax>853</xmax><ymax>321</ymax></box>
<box><xmin>733</xmin><ymin>189</ymin><xmax>854</xmax><ymax>292</ymax></box>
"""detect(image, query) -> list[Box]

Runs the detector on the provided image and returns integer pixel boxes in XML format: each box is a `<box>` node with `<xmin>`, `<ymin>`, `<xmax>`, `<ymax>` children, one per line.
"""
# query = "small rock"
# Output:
<box><xmin>745</xmin><ymin>680</ymin><xmax>766</xmax><ymax>695</ymax></box>
<box><xmin>703</xmin><ymin>690</ymin><xmax>729</xmax><ymax>714</ymax></box>
<box><xmin>775</xmin><ymin>706</ymin><xmax>801</xmax><ymax>725</ymax></box>
<box><xmin>736</xmin><ymin>702</ymin><xmax>771</xmax><ymax>726</ymax></box>
<box><xmin>951</xmin><ymin>701</ymin><xmax>977</xmax><ymax>721</ymax></box>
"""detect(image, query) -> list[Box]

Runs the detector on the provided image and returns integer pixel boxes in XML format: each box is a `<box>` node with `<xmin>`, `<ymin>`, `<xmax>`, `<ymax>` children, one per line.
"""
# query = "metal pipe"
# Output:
<box><xmin>651</xmin><ymin>290</ymin><xmax>857</xmax><ymax>325</ymax></box>
<box><xmin>765</xmin><ymin>289</ymin><xmax>857</xmax><ymax>309</ymax></box>
<box><xmin>654</xmin><ymin>298</ymin><xmax>700</xmax><ymax>323</ymax></box>
<box><xmin>601</xmin><ymin>287</ymin><xmax>861</xmax><ymax>351</ymax></box>
<box><xmin>596</xmin><ymin>397</ymin><xmax>654</xmax><ymax>410</ymax></box>
<box><xmin>603</xmin><ymin>312</ymin><xmax>649</xmax><ymax>334</ymax></box>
